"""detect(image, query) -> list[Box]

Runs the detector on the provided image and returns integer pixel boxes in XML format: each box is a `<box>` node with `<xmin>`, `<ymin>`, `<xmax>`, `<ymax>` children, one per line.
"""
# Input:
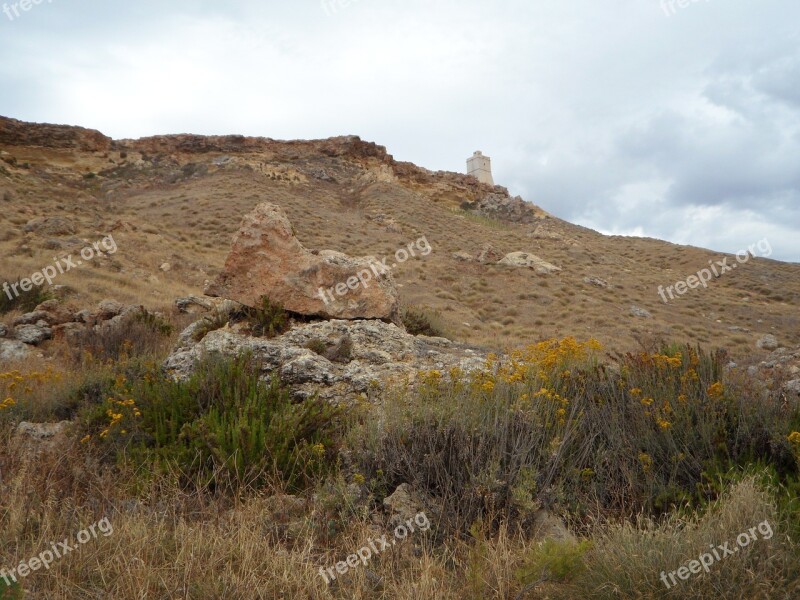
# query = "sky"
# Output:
<box><xmin>1</xmin><ymin>0</ymin><xmax>798</xmax><ymax>262</ymax></box>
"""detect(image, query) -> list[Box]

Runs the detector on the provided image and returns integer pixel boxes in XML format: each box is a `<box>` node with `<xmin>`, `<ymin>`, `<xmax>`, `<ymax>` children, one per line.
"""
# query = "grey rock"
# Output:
<box><xmin>16</xmin><ymin>421</ymin><xmax>70</xmax><ymax>440</ymax></box>
<box><xmin>383</xmin><ymin>483</ymin><xmax>428</xmax><ymax>528</ymax></box>
<box><xmin>584</xmin><ymin>276</ymin><xmax>609</xmax><ymax>288</ymax></box>
<box><xmin>23</xmin><ymin>216</ymin><xmax>76</xmax><ymax>236</ymax></box>
<box><xmin>757</xmin><ymin>334</ymin><xmax>779</xmax><ymax>351</ymax></box>
<box><xmin>175</xmin><ymin>295</ymin><xmax>214</xmax><ymax>314</ymax></box>
<box><xmin>630</xmin><ymin>306</ymin><xmax>653</xmax><ymax>319</ymax></box>
<box><xmin>476</xmin><ymin>243</ymin><xmax>502</xmax><ymax>264</ymax></box>
<box><xmin>14</xmin><ymin>322</ymin><xmax>53</xmax><ymax>345</ymax></box>
<box><xmin>0</xmin><ymin>339</ymin><xmax>31</xmax><ymax>361</ymax></box>
<box><xmin>498</xmin><ymin>252</ymin><xmax>561</xmax><ymax>274</ymax></box>
<box><xmin>96</xmin><ymin>299</ymin><xmax>124</xmax><ymax>320</ymax></box>
<box><xmin>164</xmin><ymin>319</ymin><xmax>490</xmax><ymax>404</ymax></box>
<box><xmin>12</xmin><ymin>311</ymin><xmax>52</xmax><ymax>326</ymax></box>
<box><xmin>784</xmin><ymin>380</ymin><xmax>800</xmax><ymax>395</ymax></box>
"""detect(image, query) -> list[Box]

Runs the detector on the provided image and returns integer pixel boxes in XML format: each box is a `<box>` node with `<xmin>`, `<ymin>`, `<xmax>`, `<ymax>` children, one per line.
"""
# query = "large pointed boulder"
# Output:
<box><xmin>205</xmin><ymin>203</ymin><xmax>398</xmax><ymax>320</ymax></box>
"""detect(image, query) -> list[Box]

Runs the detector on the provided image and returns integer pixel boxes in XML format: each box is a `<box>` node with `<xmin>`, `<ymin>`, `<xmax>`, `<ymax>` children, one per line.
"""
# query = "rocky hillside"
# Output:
<box><xmin>1</xmin><ymin>115</ymin><xmax>799</xmax><ymax>358</ymax></box>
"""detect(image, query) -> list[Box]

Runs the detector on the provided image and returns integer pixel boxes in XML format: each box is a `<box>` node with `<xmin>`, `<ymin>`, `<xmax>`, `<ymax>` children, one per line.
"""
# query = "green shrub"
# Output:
<box><xmin>232</xmin><ymin>296</ymin><xmax>289</xmax><ymax>338</ymax></box>
<box><xmin>70</xmin><ymin>308</ymin><xmax>174</xmax><ymax>363</ymax></box>
<box><xmin>517</xmin><ymin>539</ymin><xmax>591</xmax><ymax>585</ymax></box>
<box><xmin>84</xmin><ymin>354</ymin><xmax>344</xmax><ymax>492</ymax></box>
<box><xmin>400</xmin><ymin>306</ymin><xmax>446</xmax><ymax>338</ymax></box>
<box><xmin>543</xmin><ymin>476</ymin><xmax>799</xmax><ymax>600</ymax></box>
<box><xmin>0</xmin><ymin>276</ymin><xmax>52</xmax><ymax>314</ymax></box>
<box><xmin>305</xmin><ymin>335</ymin><xmax>353</xmax><ymax>364</ymax></box>
<box><xmin>0</xmin><ymin>579</ymin><xmax>22</xmax><ymax>599</ymax></box>
<box><xmin>305</xmin><ymin>339</ymin><xmax>328</xmax><ymax>356</ymax></box>
<box><xmin>132</xmin><ymin>307</ymin><xmax>173</xmax><ymax>336</ymax></box>
<box><xmin>350</xmin><ymin>340</ymin><xmax>800</xmax><ymax>536</ymax></box>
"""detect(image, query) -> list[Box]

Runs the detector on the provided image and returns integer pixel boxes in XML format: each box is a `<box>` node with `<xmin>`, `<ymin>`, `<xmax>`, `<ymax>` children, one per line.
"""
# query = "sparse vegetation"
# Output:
<box><xmin>1</xmin><ymin>328</ymin><xmax>799</xmax><ymax>597</ymax></box>
<box><xmin>0</xmin><ymin>276</ymin><xmax>52</xmax><ymax>314</ymax></box>
<box><xmin>70</xmin><ymin>307</ymin><xmax>174</xmax><ymax>363</ymax></box>
<box><xmin>400</xmin><ymin>305</ymin><xmax>447</xmax><ymax>338</ymax></box>
<box><xmin>232</xmin><ymin>296</ymin><xmax>290</xmax><ymax>338</ymax></box>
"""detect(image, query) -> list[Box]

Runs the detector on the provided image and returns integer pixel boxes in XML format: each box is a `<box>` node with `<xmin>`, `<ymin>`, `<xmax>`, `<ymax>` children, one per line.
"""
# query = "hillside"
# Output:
<box><xmin>2</xmin><ymin>115</ymin><xmax>799</xmax><ymax>356</ymax></box>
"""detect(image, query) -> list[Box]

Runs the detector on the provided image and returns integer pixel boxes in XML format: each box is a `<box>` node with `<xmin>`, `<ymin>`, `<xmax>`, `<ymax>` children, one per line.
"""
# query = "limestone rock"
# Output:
<box><xmin>476</xmin><ymin>243</ymin><xmax>501</xmax><ymax>264</ymax></box>
<box><xmin>16</xmin><ymin>421</ymin><xmax>70</xmax><ymax>441</ymax></box>
<box><xmin>461</xmin><ymin>193</ymin><xmax>539</xmax><ymax>224</ymax></box>
<box><xmin>15</xmin><ymin>421</ymin><xmax>72</xmax><ymax>454</ymax></box>
<box><xmin>96</xmin><ymin>299</ymin><xmax>125</xmax><ymax>320</ymax></box>
<box><xmin>383</xmin><ymin>483</ymin><xmax>429</xmax><ymax>528</ymax></box>
<box><xmin>175</xmin><ymin>295</ymin><xmax>215</xmax><ymax>314</ymax></box>
<box><xmin>498</xmin><ymin>252</ymin><xmax>561</xmax><ymax>274</ymax></box>
<box><xmin>23</xmin><ymin>216</ymin><xmax>76</xmax><ymax>236</ymax></box>
<box><xmin>584</xmin><ymin>276</ymin><xmax>609</xmax><ymax>288</ymax></box>
<box><xmin>784</xmin><ymin>379</ymin><xmax>800</xmax><ymax>395</ymax></box>
<box><xmin>530</xmin><ymin>509</ymin><xmax>575</xmax><ymax>543</ymax></box>
<box><xmin>14</xmin><ymin>322</ymin><xmax>53</xmax><ymax>345</ymax></box>
<box><xmin>0</xmin><ymin>339</ymin><xmax>30</xmax><ymax>361</ymax></box>
<box><xmin>13</xmin><ymin>311</ymin><xmax>53</xmax><ymax>326</ymax></box>
<box><xmin>757</xmin><ymin>334</ymin><xmax>779</xmax><ymax>351</ymax></box>
<box><xmin>164</xmin><ymin>318</ymin><xmax>489</xmax><ymax>403</ymax></box>
<box><xmin>205</xmin><ymin>202</ymin><xmax>398</xmax><ymax>320</ymax></box>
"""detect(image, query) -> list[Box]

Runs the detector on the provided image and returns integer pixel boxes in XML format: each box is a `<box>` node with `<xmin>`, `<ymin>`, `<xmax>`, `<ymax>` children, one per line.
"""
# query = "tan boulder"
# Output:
<box><xmin>205</xmin><ymin>203</ymin><xmax>398</xmax><ymax>320</ymax></box>
<box><xmin>498</xmin><ymin>252</ymin><xmax>562</xmax><ymax>274</ymax></box>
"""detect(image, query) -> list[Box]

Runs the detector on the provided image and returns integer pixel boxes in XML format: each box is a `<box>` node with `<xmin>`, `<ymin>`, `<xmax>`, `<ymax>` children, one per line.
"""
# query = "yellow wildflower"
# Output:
<box><xmin>638</xmin><ymin>452</ymin><xmax>653</xmax><ymax>473</ymax></box>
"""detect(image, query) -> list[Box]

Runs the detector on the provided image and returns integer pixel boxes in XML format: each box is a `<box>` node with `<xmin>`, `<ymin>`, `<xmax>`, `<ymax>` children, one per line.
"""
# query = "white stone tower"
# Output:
<box><xmin>467</xmin><ymin>150</ymin><xmax>494</xmax><ymax>185</ymax></box>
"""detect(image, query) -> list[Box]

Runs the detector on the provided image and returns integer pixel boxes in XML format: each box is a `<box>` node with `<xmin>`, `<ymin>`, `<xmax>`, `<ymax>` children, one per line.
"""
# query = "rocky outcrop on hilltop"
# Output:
<box><xmin>205</xmin><ymin>202</ymin><xmax>399</xmax><ymax>321</ymax></box>
<box><xmin>0</xmin><ymin>116</ymin><xmax>111</xmax><ymax>152</ymax></box>
<box><xmin>461</xmin><ymin>192</ymin><xmax>543</xmax><ymax>224</ymax></box>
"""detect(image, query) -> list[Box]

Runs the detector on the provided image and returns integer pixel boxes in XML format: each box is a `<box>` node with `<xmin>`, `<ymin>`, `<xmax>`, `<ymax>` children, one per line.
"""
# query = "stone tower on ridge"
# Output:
<box><xmin>467</xmin><ymin>150</ymin><xmax>494</xmax><ymax>185</ymax></box>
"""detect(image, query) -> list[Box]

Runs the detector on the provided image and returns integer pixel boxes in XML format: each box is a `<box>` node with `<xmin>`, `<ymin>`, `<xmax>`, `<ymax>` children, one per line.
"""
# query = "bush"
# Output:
<box><xmin>305</xmin><ymin>335</ymin><xmax>353</xmax><ymax>364</ymax></box>
<box><xmin>71</xmin><ymin>308</ymin><xmax>174</xmax><ymax>364</ymax></box>
<box><xmin>400</xmin><ymin>306</ymin><xmax>447</xmax><ymax>338</ymax></box>
<box><xmin>350</xmin><ymin>340</ymin><xmax>800</xmax><ymax>536</ymax></box>
<box><xmin>0</xmin><ymin>276</ymin><xmax>52</xmax><ymax>314</ymax></box>
<box><xmin>83</xmin><ymin>354</ymin><xmax>345</xmax><ymax>493</ymax></box>
<box><xmin>232</xmin><ymin>296</ymin><xmax>289</xmax><ymax>338</ymax></box>
<box><xmin>538</xmin><ymin>476</ymin><xmax>799</xmax><ymax>599</ymax></box>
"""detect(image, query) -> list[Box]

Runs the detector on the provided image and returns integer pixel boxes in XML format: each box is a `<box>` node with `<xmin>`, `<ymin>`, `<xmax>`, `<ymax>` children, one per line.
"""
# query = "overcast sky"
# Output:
<box><xmin>1</xmin><ymin>0</ymin><xmax>798</xmax><ymax>261</ymax></box>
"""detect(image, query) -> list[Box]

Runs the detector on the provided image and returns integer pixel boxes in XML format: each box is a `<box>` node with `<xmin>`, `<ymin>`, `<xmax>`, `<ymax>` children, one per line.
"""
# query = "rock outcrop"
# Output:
<box><xmin>0</xmin><ymin>116</ymin><xmax>111</xmax><ymax>152</ymax></box>
<box><xmin>498</xmin><ymin>252</ymin><xmax>562</xmax><ymax>274</ymax></box>
<box><xmin>461</xmin><ymin>193</ymin><xmax>542</xmax><ymax>224</ymax></box>
<box><xmin>205</xmin><ymin>202</ymin><xmax>399</xmax><ymax>321</ymax></box>
<box><xmin>164</xmin><ymin>317</ymin><xmax>490</xmax><ymax>403</ymax></box>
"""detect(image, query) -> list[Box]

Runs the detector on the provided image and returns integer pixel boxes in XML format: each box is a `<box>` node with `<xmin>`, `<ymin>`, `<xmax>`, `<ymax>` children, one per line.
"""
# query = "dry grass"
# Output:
<box><xmin>1</xmin><ymin>140</ymin><xmax>798</xmax><ymax>358</ymax></box>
